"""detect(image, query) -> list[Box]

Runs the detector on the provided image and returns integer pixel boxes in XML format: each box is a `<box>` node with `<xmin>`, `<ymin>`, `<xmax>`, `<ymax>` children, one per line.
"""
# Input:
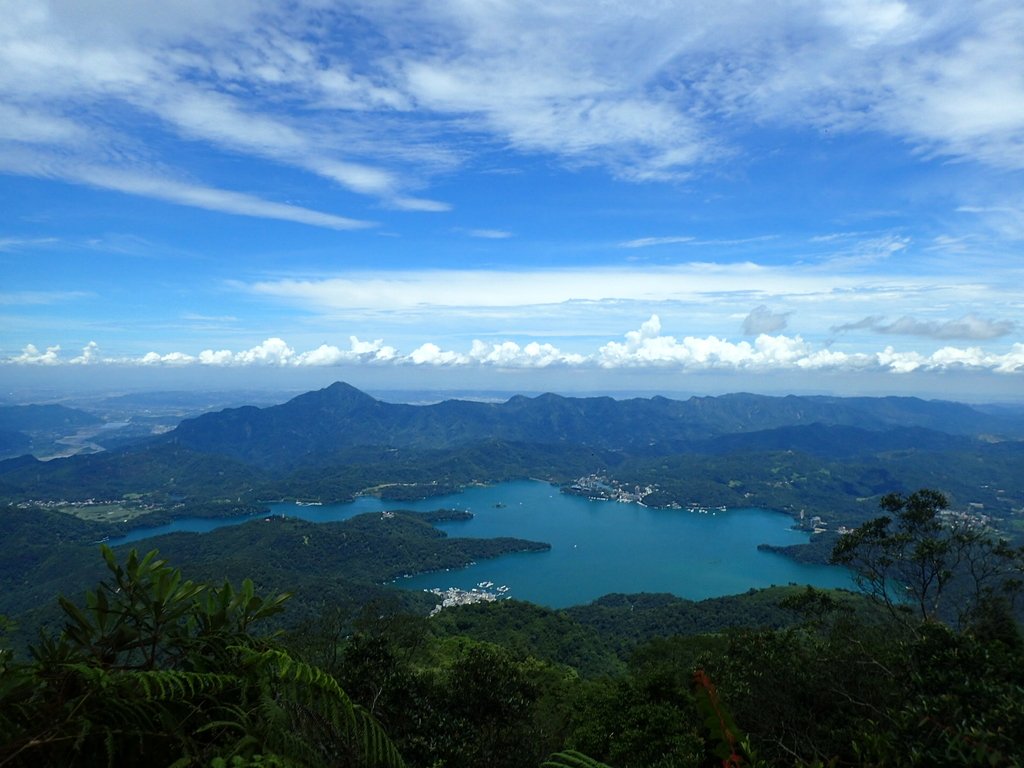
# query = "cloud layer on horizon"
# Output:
<box><xmin>7</xmin><ymin>316</ymin><xmax>1023</xmax><ymax>376</ymax></box>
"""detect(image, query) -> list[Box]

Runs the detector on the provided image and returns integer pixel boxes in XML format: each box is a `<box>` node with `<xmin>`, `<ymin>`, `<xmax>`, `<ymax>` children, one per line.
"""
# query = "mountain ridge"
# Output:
<box><xmin>161</xmin><ymin>382</ymin><xmax>1022</xmax><ymax>470</ymax></box>
<box><xmin>3</xmin><ymin>383</ymin><xmax>1021</xmax><ymax>527</ymax></box>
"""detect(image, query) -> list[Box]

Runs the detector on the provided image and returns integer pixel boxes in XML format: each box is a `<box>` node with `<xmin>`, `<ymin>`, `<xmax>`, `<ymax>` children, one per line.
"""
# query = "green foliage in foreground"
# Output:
<box><xmin>0</xmin><ymin>546</ymin><xmax>403</xmax><ymax>768</ymax></box>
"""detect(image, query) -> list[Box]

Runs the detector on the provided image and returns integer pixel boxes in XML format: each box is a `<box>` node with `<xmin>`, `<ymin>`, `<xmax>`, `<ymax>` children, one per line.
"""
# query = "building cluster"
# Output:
<box><xmin>801</xmin><ymin>504</ymin><xmax>998</xmax><ymax>537</ymax></box>
<box><xmin>425</xmin><ymin>582</ymin><xmax>510</xmax><ymax>617</ymax></box>
<box><xmin>939</xmin><ymin>506</ymin><xmax>993</xmax><ymax>530</ymax></box>
<box><xmin>568</xmin><ymin>473</ymin><xmax>657</xmax><ymax>504</ymax></box>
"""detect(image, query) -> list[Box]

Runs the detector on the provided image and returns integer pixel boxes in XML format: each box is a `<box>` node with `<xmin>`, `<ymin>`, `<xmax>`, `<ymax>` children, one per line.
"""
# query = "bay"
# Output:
<box><xmin>111</xmin><ymin>479</ymin><xmax>852</xmax><ymax>608</ymax></box>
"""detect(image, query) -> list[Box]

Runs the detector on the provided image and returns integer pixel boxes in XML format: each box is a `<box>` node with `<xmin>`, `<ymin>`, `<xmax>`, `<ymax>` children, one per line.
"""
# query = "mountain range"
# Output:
<box><xmin>163</xmin><ymin>382</ymin><xmax>1024</xmax><ymax>469</ymax></box>
<box><xmin>1</xmin><ymin>383</ymin><xmax>1022</xmax><ymax>531</ymax></box>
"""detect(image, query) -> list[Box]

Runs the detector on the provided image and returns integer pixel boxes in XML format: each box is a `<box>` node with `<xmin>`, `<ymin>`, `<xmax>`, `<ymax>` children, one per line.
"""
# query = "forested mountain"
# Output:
<box><xmin>164</xmin><ymin>382</ymin><xmax>1024</xmax><ymax>469</ymax></box>
<box><xmin>1</xmin><ymin>383</ymin><xmax>1021</xmax><ymax>539</ymax></box>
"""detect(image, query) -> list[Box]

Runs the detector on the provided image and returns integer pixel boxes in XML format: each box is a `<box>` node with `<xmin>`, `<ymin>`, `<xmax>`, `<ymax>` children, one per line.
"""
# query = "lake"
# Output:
<box><xmin>111</xmin><ymin>479</ymin><xmax>853</xmax><ymax>608</ymax></box>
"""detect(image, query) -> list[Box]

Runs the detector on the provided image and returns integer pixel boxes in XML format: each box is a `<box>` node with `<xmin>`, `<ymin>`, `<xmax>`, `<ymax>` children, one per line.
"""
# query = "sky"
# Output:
<box><xmin>2</xmin><ymin>0</ymin><xmax>1023</xmax><ymax>400</ymax></box>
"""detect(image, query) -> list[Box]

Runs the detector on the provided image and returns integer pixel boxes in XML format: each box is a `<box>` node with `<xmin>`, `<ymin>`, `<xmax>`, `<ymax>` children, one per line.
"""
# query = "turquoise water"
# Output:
<box><xmin>110</xmin><ymin>480</ymin><xmax>853</xmax><ymax>608</ymax></box>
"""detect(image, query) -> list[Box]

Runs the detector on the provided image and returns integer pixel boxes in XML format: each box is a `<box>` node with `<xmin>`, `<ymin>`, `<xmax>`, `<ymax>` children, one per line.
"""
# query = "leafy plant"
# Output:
<box><xmin>831</xmin><ymin>490</ymin><xmax>1024</xmax><ymax>627</ymax></box>
<box><xmin>0</xmin><ymin>546</ymin><xmax>404</xmax><ymax>768</ymax></box>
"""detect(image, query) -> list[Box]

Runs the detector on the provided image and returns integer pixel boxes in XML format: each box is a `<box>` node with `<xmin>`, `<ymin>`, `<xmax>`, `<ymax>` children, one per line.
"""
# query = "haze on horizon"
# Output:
<box><xmin>2</xmin><ymin>1</ymin><xmax>1022</xmax><ymax>402</ymax></box>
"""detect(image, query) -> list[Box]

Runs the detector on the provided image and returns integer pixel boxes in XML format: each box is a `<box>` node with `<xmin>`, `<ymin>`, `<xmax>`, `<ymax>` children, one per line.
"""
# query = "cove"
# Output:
<box><xmin>110</xmin><ymin>479</ymin><xmax>853</xmax><ymax>608</ymax></box>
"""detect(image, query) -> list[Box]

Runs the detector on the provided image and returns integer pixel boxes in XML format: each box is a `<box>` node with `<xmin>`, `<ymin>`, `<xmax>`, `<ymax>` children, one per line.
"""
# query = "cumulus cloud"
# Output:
<box><xmin>69</xmin><ymin>341</ymin><xmax>101</xmax><ymax>365</ymax></box>
<box><xmin>409</xmin><ymin>343</ymin><xmax>466</xmax><ymax>366</ymax></box>
<box><xmin>833</xmin><ymin>314</ymin><xmax>1016</xmax><ymax>340</ymax></box>
<box><xmin>596</xmin><ymin>315</ymin><xmax>814</xmax><ymax>370</ymax></box>
<box><xmin>467</xmin><ymin>340</ymin><xmax>585</xmax><ymax>367</ymax></box>
<box><xmin>140</xmin><ymin>351</ymin><xmax>195</xmax><ymax>366</ymax></box>
<box><xmin>293</xmin><ymin>337</ymin><xmax>398</xmax><ymax>366</ymax></box>
<box><xmin>9</xmin><ymin>343</ymin><xmax>61</xmax><ymax>365</ymax></box>
<box><xmin>4</xmin><ymin>317</ymin><xmax>1023</xmax><ymax>375</ymax></box>
<box><xmin>742</xmin><ymin>305</ymin><xmax>791</xmax><ymax>335</ymax></box>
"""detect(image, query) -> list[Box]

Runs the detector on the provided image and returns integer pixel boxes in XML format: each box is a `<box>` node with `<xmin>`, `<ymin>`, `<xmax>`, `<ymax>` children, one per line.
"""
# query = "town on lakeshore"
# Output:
<box><xmin>426</xmin><ymin>582</ymin><xmax>512</xmax><ymax>617</ymax></box>
<box><xmin>566</xmin><ymin>473</ymin><xmax>658</xmax><ymax>505</ymax></box>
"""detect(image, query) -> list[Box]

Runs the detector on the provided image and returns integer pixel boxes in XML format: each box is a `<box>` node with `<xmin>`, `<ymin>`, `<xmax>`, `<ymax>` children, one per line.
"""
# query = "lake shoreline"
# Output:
<box><xmin>102</xmin><ymin>479</ymin><xmax>851</xmax><ymax>605</ymax></box>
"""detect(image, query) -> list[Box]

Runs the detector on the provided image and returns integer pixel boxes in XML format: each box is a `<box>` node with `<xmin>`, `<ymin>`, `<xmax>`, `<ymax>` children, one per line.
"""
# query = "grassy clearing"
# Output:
<box><xmin>58</xmin><ymin>503</ymin><xmax>150</xmax><ymax>522</ymax></box>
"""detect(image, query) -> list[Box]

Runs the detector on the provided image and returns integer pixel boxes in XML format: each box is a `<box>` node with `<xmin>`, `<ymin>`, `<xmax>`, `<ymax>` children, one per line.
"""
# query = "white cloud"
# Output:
<box><xmin>0</xmin><ymin>144</ymin><xmax>376</xmax><ymax>230</ymax></box>
<box><xmin>239</xmin><ymin>259</ymin><xmax>1024</xmax><ymax>335</ymax></box>
<box><xmin>9</xmin><ymin>343</ymin><xmax>61</xmax><ymax>365</ymax></box>
<box><xmin>596</xmin><ymin>317</ymin><xmax>813</xmax><ymax>370</ymax></box>
<box><xmin>197</xmin><ymin>349</ymin><xmax>235</xmax><ymax>365</ymax></box>
<box><xmin>141</xmin><ymin>351</ymin><xmax>195</xmax><ymax>365</ymax></box>
<box><xmin>242</xmin><ymin>263</ymin><xmax>831</xmax><ymax>311</ymax></box>
<box><xmin>293</xmin><ymin>337</ymin><xmax>398</xmax><ymax>366</ymax></box>
<box><xmin>467</xmin><ymin>339</ymin><xmax>584</xmax><ymax>367</ymax></box>
<box><xmin>408</xmin><ymin>342</ymin><xmax>466</xmax><ymax>366</ymax></box>
<box><xmin>67</xmin><ymin>164</ymin><xmax>375</xmax><ymax>231</ymax></box>
<box><xmin>5</xmin><ymin>316</ymin><xmax>1023</xmax><ymax>375</ymax></box>
<box><xmin>228</xmin><ymin>338</ymin><xmax>295</xmax><ymax>366</ymax></box>
<box><xmin>0</xmin><ymin>104</ymin><xmax>88</xmax><ymax>145</ymax></box>
<box><xmin>69</xmin><ymin>340</ymin><xmax>100</xmax><ymax>365</ymax></box>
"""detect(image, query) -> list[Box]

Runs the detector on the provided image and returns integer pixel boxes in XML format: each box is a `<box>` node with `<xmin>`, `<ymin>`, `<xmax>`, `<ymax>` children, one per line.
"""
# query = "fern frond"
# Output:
<box><xmin>234</xmin><ymin>646</ymin><xmax>405</xmax><ymax>768</ymax></box>
<box><xmin>542</xmin><ymin>749</ymin><xmax>616</xmax><ymax>768</ymax></box>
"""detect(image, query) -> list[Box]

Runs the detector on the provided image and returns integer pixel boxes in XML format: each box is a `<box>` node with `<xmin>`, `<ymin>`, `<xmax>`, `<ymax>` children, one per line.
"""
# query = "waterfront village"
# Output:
<box><xmin>567</xmin><ymin>473</ymin><xmax>729</xmax><ymax>514</ymax></box>
<box><xmin>567</xmin><ymin>473</ymin><xmax>997</xmax><ymax>537</ymax></box>
<box><xmin>566</xmin><ymin>473</ymin><xmax>658</xmax><ymax>505</ymax></box>
<box><xmin>425</xmin><ymin>582</ymin><xmax>511</xmax><ymax>617</ymax></box>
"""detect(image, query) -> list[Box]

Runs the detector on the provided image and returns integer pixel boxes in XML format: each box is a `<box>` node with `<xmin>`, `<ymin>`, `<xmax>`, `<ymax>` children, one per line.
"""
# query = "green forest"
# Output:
<box><xmin>2</xmin><ymin>490</ymin><xmax>1022</xmax><ymax>767</ymax></box>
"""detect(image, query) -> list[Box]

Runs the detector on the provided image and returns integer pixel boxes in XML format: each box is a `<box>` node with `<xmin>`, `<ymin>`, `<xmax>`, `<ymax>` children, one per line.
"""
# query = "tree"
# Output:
<box><xmin>0</xmin><ymin>546</ymin><xmax>405</xmax><ymax>768</ymax></box>
<box><xmin>831</xmin><ymin>489</ymin><xmax>1024</xmax><ymax>627</ymax></box>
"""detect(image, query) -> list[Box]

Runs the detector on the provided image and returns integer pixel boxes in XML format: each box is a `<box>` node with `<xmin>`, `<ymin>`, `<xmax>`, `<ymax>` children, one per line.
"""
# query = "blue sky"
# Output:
<box><xmin>2</xmin><ymin>0</ymin><xmax>1023</xmax><ymax>399</ymax></box>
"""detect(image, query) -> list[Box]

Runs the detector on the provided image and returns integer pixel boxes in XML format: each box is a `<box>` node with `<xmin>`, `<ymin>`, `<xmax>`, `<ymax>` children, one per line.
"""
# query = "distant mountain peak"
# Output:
<box><xmin>293</xmin><ymin>382</ymin><xmax>379</xmax><ymax>406</ymax></box>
